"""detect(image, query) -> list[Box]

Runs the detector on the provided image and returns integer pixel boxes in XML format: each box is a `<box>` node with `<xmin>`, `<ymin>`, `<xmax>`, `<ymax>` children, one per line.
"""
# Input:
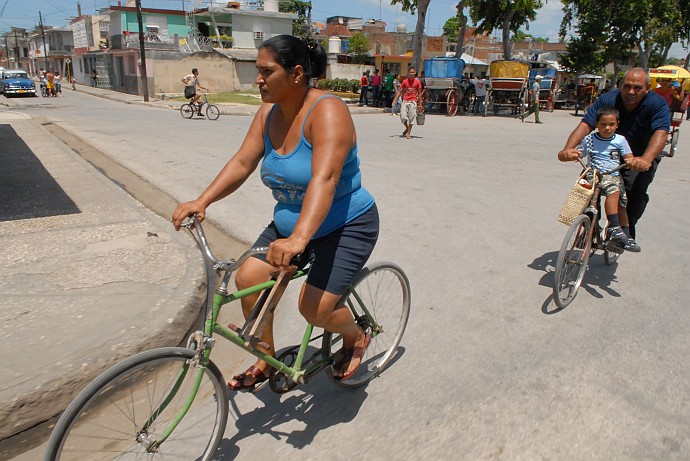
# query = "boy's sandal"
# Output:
<box><xmin>335</xmin><ymin>333</ymin><xmax>371</xmax><ymax>381</ymax></box>
<box><xmin>227</xmin><ymin>365</ymin><xmax>269</xmax><ymax>392</ymax></box>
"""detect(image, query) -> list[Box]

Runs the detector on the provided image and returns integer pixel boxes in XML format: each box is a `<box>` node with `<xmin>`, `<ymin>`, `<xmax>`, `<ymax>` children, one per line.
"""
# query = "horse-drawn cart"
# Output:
<box><xmin>486</xmin><ymin>60</ymin><xmax>530</xmax><ymax>117</ymax></box>
<box><xmin>419</xmin><ymin>57</ymin><xmax>471</xmax><ymax>116</ymax></box>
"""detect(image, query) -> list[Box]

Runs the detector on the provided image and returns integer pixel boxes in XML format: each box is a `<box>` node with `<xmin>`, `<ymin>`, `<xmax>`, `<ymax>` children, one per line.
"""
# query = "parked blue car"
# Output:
<box><xmin>1</xmin><ymin>69</ymin><xmax>36</xmax><ymax>97</ymax></box>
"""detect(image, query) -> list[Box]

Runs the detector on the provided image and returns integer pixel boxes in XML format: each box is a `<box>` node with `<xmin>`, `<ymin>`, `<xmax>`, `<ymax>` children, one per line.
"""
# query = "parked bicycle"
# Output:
<box><xmin>553</xmin><ymin>160</ymin><xmax>627</xmax><ymax>309</ymax></box>
<box><xmin>45</xmin><ymin>215</ymin><xmax>410</xmax><ymax>460</ymax></box>
<box><xmin>180</xmin><ymin>92</ymin><xmax>220</xmax><ymax>120</ymax></box>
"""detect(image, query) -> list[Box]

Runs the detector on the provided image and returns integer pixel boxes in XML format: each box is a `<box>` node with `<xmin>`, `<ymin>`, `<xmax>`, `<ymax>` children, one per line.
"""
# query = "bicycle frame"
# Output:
<box><xmin>143</xmin><ymin>217</ymin><xmax>382</xmax><ymax>450</ymax></box>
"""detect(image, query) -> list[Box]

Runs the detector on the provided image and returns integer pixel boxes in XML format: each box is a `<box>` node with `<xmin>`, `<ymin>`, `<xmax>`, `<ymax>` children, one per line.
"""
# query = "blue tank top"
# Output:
<box><xmin>260</xmin><ymin>95</ymin><xmax>375</xmax><ymax>239</ymax></box>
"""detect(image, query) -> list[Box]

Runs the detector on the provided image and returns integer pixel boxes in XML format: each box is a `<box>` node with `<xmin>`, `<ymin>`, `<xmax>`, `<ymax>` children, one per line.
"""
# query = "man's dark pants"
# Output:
<box><xmin>359</xmin><ymin>87</ymin><xmax>369</xmax><ymax>106</ymax></box>
<box><xmin>622</xmin><ymin>158</ymin><xmax>660</xmax><ymax>239</ymax></box>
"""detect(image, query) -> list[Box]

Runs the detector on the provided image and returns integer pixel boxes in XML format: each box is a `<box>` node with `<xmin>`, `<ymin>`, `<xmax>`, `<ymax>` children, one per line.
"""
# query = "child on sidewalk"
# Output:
<box><xmin>562</xmin><ymin>106</ymin><xmax>641</xmax><ymax>252</ymax></box>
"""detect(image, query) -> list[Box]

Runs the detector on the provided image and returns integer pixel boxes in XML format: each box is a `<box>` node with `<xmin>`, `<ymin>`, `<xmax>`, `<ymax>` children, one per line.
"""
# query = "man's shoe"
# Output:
<box><xmin>624</xmin><ymin>238</ymin><xmax>641</xmax><ymax>253</ymax></box>
<box><xmin>536</xmin><ymin>120</ymin><xmax>543</xmax><ymax>124</ymax></box>
<box><xmin>606</xmin><ymin>225</ymin><xmax>628</xmax><ymax>248</ymax></box>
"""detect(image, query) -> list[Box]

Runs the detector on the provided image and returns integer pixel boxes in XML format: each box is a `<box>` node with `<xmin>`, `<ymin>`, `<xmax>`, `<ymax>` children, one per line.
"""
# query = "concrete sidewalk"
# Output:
<box><xmin>0</xmin><ymin>110</ymin><xmax>206</xmax><ymax>439</ymax></box>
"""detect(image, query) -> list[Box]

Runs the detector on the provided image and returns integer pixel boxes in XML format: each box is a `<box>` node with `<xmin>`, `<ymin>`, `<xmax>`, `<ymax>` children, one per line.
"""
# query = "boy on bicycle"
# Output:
<box><xmin>181</xmin><ymin>68</ymin><xmax>209</xmax><ymax>116</ymax></box>
<box><xmin>559</xmin><ymin>106</ymin><xmax>640</xmax><ymax>252</ymax></box>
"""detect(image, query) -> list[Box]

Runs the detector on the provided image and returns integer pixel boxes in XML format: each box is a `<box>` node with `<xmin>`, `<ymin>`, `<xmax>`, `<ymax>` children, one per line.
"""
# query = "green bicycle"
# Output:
<box><xmin>45</xmin><ymin>216</ymin><xmax>410</xmax><ymax>460</ymax></box>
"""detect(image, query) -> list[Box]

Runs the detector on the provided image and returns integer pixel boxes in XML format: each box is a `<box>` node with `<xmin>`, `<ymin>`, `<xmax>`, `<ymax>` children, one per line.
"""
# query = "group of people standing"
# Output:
<box><xmin>359</xmin><ymin>68</ymin><xmax>405</xmax><ymax>109</ymax></box>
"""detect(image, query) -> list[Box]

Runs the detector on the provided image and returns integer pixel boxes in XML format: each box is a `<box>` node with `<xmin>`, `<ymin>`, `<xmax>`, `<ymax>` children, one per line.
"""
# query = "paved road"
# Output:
<box><xmin>4</xmin><ymin>90</ymin><xmax>690</xmax><ymax>460</ymax></box>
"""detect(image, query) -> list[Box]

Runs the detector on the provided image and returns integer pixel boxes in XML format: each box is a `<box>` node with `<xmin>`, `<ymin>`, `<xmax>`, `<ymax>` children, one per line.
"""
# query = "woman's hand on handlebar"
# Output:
<box><xmin>171</xmin><ymin>200</ymin><xmax>207</xmax><ymax>231</ymax></box>
<box><xmin>558</xmin><ymin>147</ymin><xmax>582</xmax><ymax>162</ymax></box>
<box><xmin>266</xmin><ymin>236</ymin><xmax>307</xmax><ymax>270</ymax></box>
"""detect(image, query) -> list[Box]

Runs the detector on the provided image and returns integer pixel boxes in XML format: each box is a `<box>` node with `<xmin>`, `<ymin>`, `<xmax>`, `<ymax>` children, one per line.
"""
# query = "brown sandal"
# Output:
<box><xmin>227</xmin><ymin>364</ymin><xmax>269</xmax><ymax>391</ymax></box>
<box><xmin>334</xmin><ymin>333</ymin><xmax>371</xmax><ymax>381</ymax></box>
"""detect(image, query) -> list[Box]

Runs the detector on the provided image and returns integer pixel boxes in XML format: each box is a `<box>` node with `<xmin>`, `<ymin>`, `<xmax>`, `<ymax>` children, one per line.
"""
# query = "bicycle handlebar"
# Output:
<box><xmin>576</xmin><ymin>157</ymin><xmax>627</xmax><ymax>176</ymax></box>
<box><xmin>181</xmin><ymin>215</ymin><xmax>267</xmax><ymax>272</ymax></box>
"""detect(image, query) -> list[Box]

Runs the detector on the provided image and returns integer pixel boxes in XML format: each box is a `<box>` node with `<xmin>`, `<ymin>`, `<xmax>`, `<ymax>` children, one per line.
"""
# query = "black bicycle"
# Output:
<box><xmin>180</xmin><ymin>93</ymin><xmax>220</xmax><ymax>120</ymax></box>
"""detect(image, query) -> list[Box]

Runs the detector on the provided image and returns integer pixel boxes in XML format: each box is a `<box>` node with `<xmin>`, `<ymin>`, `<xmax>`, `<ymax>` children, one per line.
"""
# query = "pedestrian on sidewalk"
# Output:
<box><xmin>91</xmin><ymin>69</ymin><xmax>99</xmax><ymax>87</ymax></box>
<box><xmin>394</xmin><ymin>67</ymin><xmax>422</xmax><ymax>139</ymax></box>
<box><xmin>522</xmin><ymin>74</ymin><xmax>543</xmax><ymax>124</ymax></box>
<box><xmin>371</xmin><ymin>69</ymin><xmax>381</xmax><ymax>107</ymax></box>
<box><xmin>359</xmin><ymin>71</ymin><xmax>370</xmax><ymax>106</ymax></box>
<box><xmin>384</xmin><ymin>71</ymin><xmax>395</xmax><ymax>108</ymax></box>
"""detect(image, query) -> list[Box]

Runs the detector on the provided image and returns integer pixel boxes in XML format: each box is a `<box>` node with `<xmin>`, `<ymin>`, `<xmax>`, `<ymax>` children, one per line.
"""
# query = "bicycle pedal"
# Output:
<box><xmin>250</xmin><ymin>379</ymin><xmax>269</xmax><ymax>394</ymax></box>
<box><xmin>227</xmin><ymin>323</ymin><xmax>244</xmax><ymax>335</ymax></box>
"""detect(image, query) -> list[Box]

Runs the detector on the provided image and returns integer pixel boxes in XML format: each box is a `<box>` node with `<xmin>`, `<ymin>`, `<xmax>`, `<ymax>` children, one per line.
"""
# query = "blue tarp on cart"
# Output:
<box><xmin>423</xmin><ymin>57</ymin><xmax>466</xmax><ymax>79</ymax></box>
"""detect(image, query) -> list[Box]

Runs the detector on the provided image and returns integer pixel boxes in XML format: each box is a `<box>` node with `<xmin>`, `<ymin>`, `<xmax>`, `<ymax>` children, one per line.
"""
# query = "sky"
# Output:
<box><xmin>0</xmin><ymin>0</ymin><xmax>686</xmax><ymax>57</ymax></box>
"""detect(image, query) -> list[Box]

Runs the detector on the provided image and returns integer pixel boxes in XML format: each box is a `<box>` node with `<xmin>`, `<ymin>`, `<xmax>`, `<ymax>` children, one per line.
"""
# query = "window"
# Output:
<box><xmin>253</xmin><ymin>31</ymin><xmax>264</xmax><ymax>40</ymax></box>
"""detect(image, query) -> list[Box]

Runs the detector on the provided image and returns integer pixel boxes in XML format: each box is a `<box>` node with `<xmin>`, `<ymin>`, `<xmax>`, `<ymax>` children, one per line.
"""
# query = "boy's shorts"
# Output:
<box><xmin>597</xmin><ymin>173</ymin><xmax>628</xmax><ymax>207</ymax></box>
<box><xmin>250</xmin><ymin>204</ymin><xmax>379</xmax><ymax>295</ymax></box>
<box><xmin>400</xmin><ymin>101</ymin><xmax>418</xmax><ymax>124</ymax></box>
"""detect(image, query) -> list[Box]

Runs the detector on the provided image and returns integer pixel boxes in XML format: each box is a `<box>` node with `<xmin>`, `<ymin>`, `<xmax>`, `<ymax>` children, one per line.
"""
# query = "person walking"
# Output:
<box><xmin>521</xmin><ymin>74</ymin><xmax>543</xmax><ymax>123</ymax></box>
<box><xmin>394</xmin><ymin>67</ymin><xmax>422</xmax><ymax>139</ymax></box>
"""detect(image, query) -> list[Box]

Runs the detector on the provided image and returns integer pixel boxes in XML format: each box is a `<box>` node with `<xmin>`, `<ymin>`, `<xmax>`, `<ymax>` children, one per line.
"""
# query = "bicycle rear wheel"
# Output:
<box><xmin>206</xmin><ymin>104</ymin><xmax>220</xmax><ymax>120</ymax></box>
<box><xmin>45</xmin><ymin>347</ymin><xmax>228</xmax><ymax>461</ymax></box>
<box><xmin>322</xmin><ymin>262</ymin><xmax>411</xmax><ymax>388</ymax></box>
<box><xmin>553</xmin><ymin>214</ymin><xmax>592</xmax><ymax>308</ymax></box>
<box><xmin>180</xmin><ymin>104</ymin><xmax>194</xmax><ymax>119</ymax></box>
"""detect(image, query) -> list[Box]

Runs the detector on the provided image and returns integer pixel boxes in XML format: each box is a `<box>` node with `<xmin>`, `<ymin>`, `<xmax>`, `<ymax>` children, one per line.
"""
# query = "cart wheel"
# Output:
<box><xmin>419</xmin><ymin>89</ymin><xmax>430</xmax><ymax>114</ymax></box>
<box><xmin>446</xmin><ymin>89</ymin><xmax>458</xmax><ymax>116</ymax></box>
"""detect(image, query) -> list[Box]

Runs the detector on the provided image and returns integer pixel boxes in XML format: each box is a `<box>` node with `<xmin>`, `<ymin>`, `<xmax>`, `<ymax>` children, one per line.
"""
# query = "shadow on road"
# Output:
<box><xmin>528</xmin><ymin>251</ymin><xmax>622</xmax><ymax>315</ymax></box>
<box><xmin>216</xmin><ymin>346</ymin><xmax>407</xmax><ymax>459</ymax></box>
<box><xmin>0</xmin><ymin>124</ymin><xmax>80</xmax><ymax>221</ymax></box>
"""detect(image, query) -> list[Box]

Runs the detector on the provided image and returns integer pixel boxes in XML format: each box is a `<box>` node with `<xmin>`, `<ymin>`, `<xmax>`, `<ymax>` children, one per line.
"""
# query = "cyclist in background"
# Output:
<box><xmin>181</xmin><ymin>68</ymin><xmax>209</xmax><ymax>116</ymax></box>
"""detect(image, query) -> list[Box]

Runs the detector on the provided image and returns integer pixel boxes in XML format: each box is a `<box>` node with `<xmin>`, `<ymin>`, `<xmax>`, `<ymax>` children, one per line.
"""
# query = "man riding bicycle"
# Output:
<box><xmin>181</xmin><ymin>68</ymin><xmax>209</xmax><ymax>116</ymax></box>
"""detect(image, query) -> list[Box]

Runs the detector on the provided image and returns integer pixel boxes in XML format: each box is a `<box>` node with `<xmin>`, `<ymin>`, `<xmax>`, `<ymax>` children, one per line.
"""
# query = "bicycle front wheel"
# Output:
<box><xmin>45</xmin><ymin>347</ymin><xmax>228</xmax><ymax>461</ymax></box>
<box><xmin>553</xmin><ymin>214</ymin><xmax>592</xmax><ymax>308</ymax></box>
<box><xmin>206</xmin><ymin>104</ymin><xmax>220</xmax><ymax>120</ymax></box>
<box><xmin>322</xmin><ymin>262</ymin><xmax>411</xmax><ymax>388</ymax></box>
<box><xmin>180</xmin><ymin>104</ymin><xmax>195</xmax><ymax>119</ymax></box>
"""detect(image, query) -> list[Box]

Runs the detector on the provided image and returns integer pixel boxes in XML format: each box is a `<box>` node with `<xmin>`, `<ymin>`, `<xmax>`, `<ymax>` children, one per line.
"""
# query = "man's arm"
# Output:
<box><xmin>558</xmin><ymin>121</ymin><xmax>592</xmax><ymax>161</ymax></box>
<box><xmin>628</xmin><ymin>130</ymin><xmax>666</xmax><ymax>171</ymax></box>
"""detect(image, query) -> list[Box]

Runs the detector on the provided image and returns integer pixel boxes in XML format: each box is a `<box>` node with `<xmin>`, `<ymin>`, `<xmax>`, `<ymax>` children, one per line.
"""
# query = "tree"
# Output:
<box><xmin>468</xmin><ymin>0</ymin><xmax>543</xmax><ymax>59</ymax></box>
<box><xmin>443</xmin><ymin>16</ymin><xmax>461</xmax><ymax>38</ymax></box>
<box><xmin>560</xmin><ymin>0</ymin><xmax>686</xmax><ymax>71</ymax></box>
<box><xmin>279</xmin><ymin>0</ymin><xmax>311</xmax><ymax>38</ymax></box>
<box><xmin>348</xmin><ymin>32</ymin><xmax>370</xmax><ymax>64</ymax></box>
<box><xmin>510</xmin><ymin>29</ymin><xmax>548</xmax><ymax>42</ymax></box>
<box><xmin>455</xmin><ymin>0</ymin><xmax>468</xmax><ymax>58</ymax></box>
<box><xmin>391</xmin><ymin>0</ymin><xmax>432</xmax><ymax>70</ymax></box>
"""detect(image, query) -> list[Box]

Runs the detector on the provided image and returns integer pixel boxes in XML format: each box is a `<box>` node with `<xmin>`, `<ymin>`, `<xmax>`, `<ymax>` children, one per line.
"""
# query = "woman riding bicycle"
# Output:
<box><xmin>172</xmin><ymin>35</ymin><xmax>378</xmax><ymax>390</ymax></box>
<box><xmin>181</xmin><ymin>68</ymin><xmax>209</xmax><ymax>116</ymax></box>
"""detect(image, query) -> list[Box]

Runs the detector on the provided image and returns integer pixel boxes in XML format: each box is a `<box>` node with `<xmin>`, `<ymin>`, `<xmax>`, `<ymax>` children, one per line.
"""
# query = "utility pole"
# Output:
<box><xmin>13</xmin><ymin>29</ymin><xmax>20</xmax><ymax>68</ymax></box>
<box><xmin>135</xmin><ymin>0</ymin><xmax>149</xmax><ymax>101</ymax></box>
<box><xmin>39</xmin><ymin>12</ymin><xmax>49</xmax><ymax>70</ymax></box>
<box><xmin>4</xmin><ymin>36</ymin><xmax>11</xmax><ymax>68</ymax></box>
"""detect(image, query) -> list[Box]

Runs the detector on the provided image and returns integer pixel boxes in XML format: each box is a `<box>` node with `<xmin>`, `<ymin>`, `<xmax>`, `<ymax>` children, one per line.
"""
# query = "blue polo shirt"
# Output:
<box><xmin>582</xmin><ymin>90</ymin><xmax>670</xmax><ymax>157</ymax></box>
